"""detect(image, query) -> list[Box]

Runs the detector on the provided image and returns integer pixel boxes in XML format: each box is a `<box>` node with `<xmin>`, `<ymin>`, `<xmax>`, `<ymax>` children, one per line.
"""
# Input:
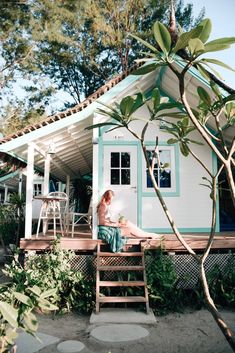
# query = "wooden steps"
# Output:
<box><xmin>96</xmin><ymin>242</ymin><xmax>150</xmax><ymax>314</ymax></box>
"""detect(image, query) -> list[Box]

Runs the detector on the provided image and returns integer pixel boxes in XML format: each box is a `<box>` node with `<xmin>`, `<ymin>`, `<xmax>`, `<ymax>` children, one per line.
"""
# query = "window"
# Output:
<box><xmin>33</xmin><ymin>183</ymin><xmax>42</xmax><ymax>196</ymax></box>
<box><xmin>146</xmin><ymin>149</ymin><xmax>171</xmax><ymax>188</ymax></box>
<box><xmin>143</xmin><ymin>146</ymin><xmax>177</xmax><ymax>193</ymax></box>
<box><xmin>110</xmin><ymin>152</ymin><xmax>131</xmax><ymax>185</ymax></box>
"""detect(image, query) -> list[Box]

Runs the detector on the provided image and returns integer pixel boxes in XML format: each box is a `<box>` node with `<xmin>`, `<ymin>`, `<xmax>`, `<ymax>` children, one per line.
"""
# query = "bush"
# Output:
<box><xmin>3</xmin><ymin>239</ymin><xmax>95</xmax><ymax>314</ymax></box>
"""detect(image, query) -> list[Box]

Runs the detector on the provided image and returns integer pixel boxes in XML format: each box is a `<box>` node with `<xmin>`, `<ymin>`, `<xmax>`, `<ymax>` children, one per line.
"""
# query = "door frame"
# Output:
<box><xmin>99</xmin><ymin>140</ymin><xmax>141</xmax><ymax>226</ymax></box>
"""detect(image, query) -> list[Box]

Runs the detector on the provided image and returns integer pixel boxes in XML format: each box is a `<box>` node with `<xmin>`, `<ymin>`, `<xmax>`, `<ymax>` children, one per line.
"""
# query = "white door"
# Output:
<box><xmin>103</xmin><ymin>145</ymin><xmax>138</xmax><ymax>223</ymax></box>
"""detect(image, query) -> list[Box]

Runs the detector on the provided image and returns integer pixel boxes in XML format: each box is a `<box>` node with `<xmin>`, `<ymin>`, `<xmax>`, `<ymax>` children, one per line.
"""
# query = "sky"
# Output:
<box><xmin>188</xmin><ymin>0</ymin><xmax>235</xmax><ymax>89</ymax></box>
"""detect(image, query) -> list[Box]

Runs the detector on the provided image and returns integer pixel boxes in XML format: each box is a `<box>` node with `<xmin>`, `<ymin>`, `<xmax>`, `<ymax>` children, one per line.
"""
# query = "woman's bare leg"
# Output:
<box><xmin>120</xmin><ymin>221</ymin><xmax>161</xmax><ymax>238</ymax></box>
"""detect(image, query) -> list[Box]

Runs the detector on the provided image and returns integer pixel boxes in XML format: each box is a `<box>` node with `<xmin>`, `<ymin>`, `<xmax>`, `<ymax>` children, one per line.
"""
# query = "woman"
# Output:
<box><xmin>97</xmin><ymin>190</ymin><xmax>160</xmax><ymax>252</ymax></box>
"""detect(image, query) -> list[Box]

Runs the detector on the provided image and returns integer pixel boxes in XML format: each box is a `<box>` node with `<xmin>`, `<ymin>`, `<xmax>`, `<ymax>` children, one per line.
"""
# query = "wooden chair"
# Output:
<box><xmin>70</xmin><ymin>197</ymin><xmax>92</xmax><ymax>237</ymax></box>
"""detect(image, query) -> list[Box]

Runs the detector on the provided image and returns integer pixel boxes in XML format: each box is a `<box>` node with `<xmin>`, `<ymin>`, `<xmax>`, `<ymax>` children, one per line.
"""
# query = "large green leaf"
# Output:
<box><xmin>201</xmin><ymin>58</ymin><xmax>235</xmax><ymax>72</ymax></box>
<box><xmin>132</xmin><ymin>62</ymin><xmax>162</xmax><ymax>75</ymax></box>
<box><xmin>130</xmin><ymin>34</ymin><xmax>159</xmax><ymax>53</ymax></box>
<box><xmin>13</xmin><ymin>292</ymin><xmax>32</xmax><ymax>306</ymax></box>
<box><xmin>205</xmin><ymin>37</ymin><xmax>235</xmax><ymax>46</ymax></box>
<box><xmin>197</xmin><ymin>87</ymin><xmax>211</xmax><ymax>106</ymax></box>
<box><xmin>179</xmin><ymin>143</ymin><xmax>189</xmax><ymax>156</ymax></box>
<box><xmin>151</xmin><ymin>88</ymin><xmax>160</xmax><ymax>111</ymax></box>
<box><xmin>204</xmin><ymin>43</ymin><xmax>230</xmax><ymax>53</ymax></box>
<box><xmin>120</xmin><ymin>96</ymin><xmax>135</xmax><ymax>117</ymax></box>
<box><xmin>130</xmin><ymin>93</ymin><xmax>145</xmax><ymax>114</ymax></box>
<box><xmin>24</xmin><ymin>312</ymin><xmax>38</xmax><ymax>332</ymax></box>
<box><xmin>40</xmin><ymin>288</ymin><xmax>57</xmax><ymax>299</ymax></box>
<box><xmin>198</xmin><ymin>18</ymin><xmax>212</xmax><ymax>43</ymax></box>
<box><xmin>172</xmin><ymin>26</ymin><xmax>203</xmax><ymax>53</ymax></box>
<box><xmin>188</xmin><ymin>38</ymin><xmax>204</xmax><ymax>55</ymax></box>
<box><xmin>0</xmin><ymin>301</ymin><xmax>18</xmax><ymax>327</ymax></box>
<box><xmin>167</xmin><ymin>138</ymin><xmax>179</xmax><ymax>144</ymax></box>
<box><xmin>153</xmin><ymin>21</ymin><xmax>171</xmax><ymax>54</ymax></box>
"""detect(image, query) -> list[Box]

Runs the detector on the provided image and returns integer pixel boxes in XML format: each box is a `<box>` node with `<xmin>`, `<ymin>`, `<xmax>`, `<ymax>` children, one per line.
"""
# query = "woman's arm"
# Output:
<box><xmin>98</xmin><ymin>204</ymin><xmax>119</xmax><ymax>227</ymax></box>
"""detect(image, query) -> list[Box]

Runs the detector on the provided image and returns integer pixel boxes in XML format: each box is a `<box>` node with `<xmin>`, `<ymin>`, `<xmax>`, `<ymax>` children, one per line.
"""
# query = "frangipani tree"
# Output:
<box><xmin>87</xmin><ymin>18</ymin><xmax>235</xmax><ymax>351</ymax></box>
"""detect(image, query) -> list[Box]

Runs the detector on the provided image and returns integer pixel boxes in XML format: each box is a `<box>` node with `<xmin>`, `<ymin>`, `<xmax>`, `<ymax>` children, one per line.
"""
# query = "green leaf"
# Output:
<box><xmin>130</xmin><ymin>34</ymin><xmax>160</xmax><ymax>53</ymax></box>
<box><xmin>172</xmin><ymin>26</ymin><xmax>203</xmax><ymax>53</ymax></box>
<box><xmin>120</xmin><ymin>96</ymin><xmax>135</xmax><ymax>116</ymax></box>
<box><xmin>195</xmin><ymin>63</ymin><xmax>211</xmax><ymax>81</ymax></box>
<box><xmin>132</xmin><ymin>62</ymin><xmax>161</xmax><ymax>75</ymax></box>
<box><xmin>86</xmin><ymin>122</ymin><xmax>121</xmax><ymax>130</ymax></box>
<box><xmin>24</xmin><ymin>312</ymin><xmax>38</xmax><ymax>332</ymax></box>
<box><xmin>188</xmin><ymin>38</ymin><xmax>204</xmax><ymax>55</ymax></box>
<box><xmin>167</xmin><ymin>138</ymin><xmax>178</xmax><ymax>144</ymax></box>
<box><xmin>203</xmin><ymin>43</ymin><xmax>230</xmax><ymax>53</ymax></box>
<box><xmin>197</xmin><ymin>87</ymin><xmax>211</xmax><ymax>106</ymax></box>
<box><xmin>179</xmin><ymin>143</ymin><xmax>189</xmax><ymax>156</ymax></box>
<box><xmin>198</xmin><ymin>19</ymin><xmax>212</xmax><ymax>43</ymax></box>
<box><xmin>153</xmin><ymin>21</ymin><xmax>171</xmax><ymax>54</ymax></box>
<box><xmin>206</xmin><ymin>37</ymin><xmax>235</xmax><ymax>46</ymax></box>
<box><xmin>130</xmin><ymin>93</ymin><xmax>145</xmax><ymax>114</ymax></box>
<box><xmin>38</xmin><ymin>298</ymin><xmax>58</xmax><ymax>311</ymax></box>
<box><xmin>0</xmin><ymin>301</ymin><xmax>18</xmax><ymax>327</ymax></box>
<box><xmin>201</xmin><ymin>58</ymin><xmax>235</xmax><ymax>72</ymax></box>
<box><xmin>151</xmin><ymin>88</ymin><xmax>160</xmax><ymax>110</ymax></box>
<box><xmin>13</xmin><ymin>292</ymin><xmax>32</xmax><ymax>306</ymax></box>
<box><xmin>210</xmin><ymin>81</ymin><xmax>222</xmax><ymax>99</ymax></box>
<box><xmin>28</xmin><ymin>285</ymin><xmax>41</xmax><ymax>297</ymax></box>
<box><xmin>40</xmin><ymin>288</ymin><xmax>57</xmax><ymax>299</ymax></box>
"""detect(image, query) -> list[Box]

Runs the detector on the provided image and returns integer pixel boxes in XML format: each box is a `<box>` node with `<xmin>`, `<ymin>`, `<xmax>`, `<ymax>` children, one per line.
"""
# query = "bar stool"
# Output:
<box><xmin>36</xmin><ymin>192</ymin><xmax>68</xmax><ymax>237</ymax></box>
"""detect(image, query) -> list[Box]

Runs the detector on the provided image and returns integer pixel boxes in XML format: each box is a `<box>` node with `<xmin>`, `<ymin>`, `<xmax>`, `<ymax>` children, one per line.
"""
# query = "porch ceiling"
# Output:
<box><xmin>6</xmin><ymin>115</ymin><xmax>93</xmax><ymax>182</ymax></box>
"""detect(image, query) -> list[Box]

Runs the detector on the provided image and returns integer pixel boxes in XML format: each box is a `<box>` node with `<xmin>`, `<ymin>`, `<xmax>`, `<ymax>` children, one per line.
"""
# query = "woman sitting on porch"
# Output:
<box><xmin>97</xmin><ymin>190</ymin><xmax>160</xmax><ymax>252</ymax></box>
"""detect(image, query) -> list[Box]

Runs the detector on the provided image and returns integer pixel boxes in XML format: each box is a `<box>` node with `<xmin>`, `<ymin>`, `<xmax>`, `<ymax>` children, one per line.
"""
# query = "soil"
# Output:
<box><xmin>35</xmin><ymin>308</ymin><xmax>235</xmax><ymax>353</ymax></box>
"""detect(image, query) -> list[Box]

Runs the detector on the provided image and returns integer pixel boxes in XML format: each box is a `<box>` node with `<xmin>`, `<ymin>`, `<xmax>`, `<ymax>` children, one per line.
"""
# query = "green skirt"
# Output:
<box><xmin>98</xmin><ymin>225</ymin><xmax>127</xmax><ymax>253</ymax></box>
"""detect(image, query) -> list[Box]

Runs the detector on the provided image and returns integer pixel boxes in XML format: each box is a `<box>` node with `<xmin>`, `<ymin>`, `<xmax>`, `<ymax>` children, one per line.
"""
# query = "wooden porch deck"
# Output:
<box><xmin>20</xmin><ymin>228</ymin><xmax>235</xmax><ymax>253</ymax></box>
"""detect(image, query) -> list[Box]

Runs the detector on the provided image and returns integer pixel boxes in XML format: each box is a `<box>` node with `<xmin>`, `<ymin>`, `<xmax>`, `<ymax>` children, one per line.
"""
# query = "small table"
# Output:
<box><xmin>35</xmin><ymin>195</ymin><xmax>67</xmax><ymax>237</ymax></box>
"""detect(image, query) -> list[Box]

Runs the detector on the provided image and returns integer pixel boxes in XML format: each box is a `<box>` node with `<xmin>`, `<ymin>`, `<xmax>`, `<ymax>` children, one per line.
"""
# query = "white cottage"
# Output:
<box><xmin>0</xmin><ymin>63</ymin><xmax>234</xmax><ymax>238</ymax></box>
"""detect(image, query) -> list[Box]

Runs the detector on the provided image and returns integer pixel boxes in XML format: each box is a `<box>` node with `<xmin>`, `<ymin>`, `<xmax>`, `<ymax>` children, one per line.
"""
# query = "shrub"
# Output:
<box><xmin>3</xmin><ymin>239</ymin><xmax>95</xmax><ymax>314</ymax></box>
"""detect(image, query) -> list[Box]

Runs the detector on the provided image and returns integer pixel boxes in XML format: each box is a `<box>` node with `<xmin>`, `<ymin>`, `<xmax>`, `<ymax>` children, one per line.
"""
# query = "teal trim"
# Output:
<box><xmin>98</xmin><ymin>136</ymin><xmax>104</xmax><ymax>196</ymax></box>
<box><xmin>0</xmin><ymin>169</ymin><xmax>20</xmax><ymax>183</ymax></box>
<box><xmin>212</xmin><ymin>151</ymin><xmax>220</xmax><ymax>232</ymax></box>
<box><xmin>143</xmin><ymin>227</ymin><xmax>212</xmax><ymax>233</ymax></box>
<box><xmin>102</xmin><ymin>140</ymin><xmax>138</xmax><ymax>146</ymax></box>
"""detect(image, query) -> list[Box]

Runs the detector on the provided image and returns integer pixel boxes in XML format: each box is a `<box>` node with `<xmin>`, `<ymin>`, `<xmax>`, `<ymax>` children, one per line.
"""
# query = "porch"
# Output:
<box><xmin>20</xmin><ymin>231</ymin><xmax>235</xmax><ymax>253</ymax></box>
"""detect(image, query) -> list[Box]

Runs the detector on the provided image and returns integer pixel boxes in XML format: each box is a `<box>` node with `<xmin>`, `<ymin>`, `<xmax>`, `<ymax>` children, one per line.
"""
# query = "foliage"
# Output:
<box><xmin>202</xmin><ymin>255</ymin><xmax>235</xmax><ymax>308</ymax></box>
<box><xmin>146</xmin><ymin>249</ymin><xmax>182</xmax><ymax>314</ymax></box>
<box><xmin>0</xmin><ymin>256</ymin><xmax>57</xmax><ymax>353</ymax></box>
<box><xmin>0</xmin><ymin>194</ymin><xmax>25</xmax><ymax>248</ymax></box>
<box><xmin>3</xmin><ymin>239</ymin><xmax>95</xmax><ymax>314</ymax></box>
<box><xmin>0</xmin><ymin>0</ymin><xmax>204</xmax><ymax>135</ymax></box>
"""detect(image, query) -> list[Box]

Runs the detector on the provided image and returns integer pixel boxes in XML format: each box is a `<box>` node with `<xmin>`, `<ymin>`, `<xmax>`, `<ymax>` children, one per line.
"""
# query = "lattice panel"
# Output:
<box><xmin>24</xmin><ymin>252</ymin><xmax>234</xmax><ymax>289</ymax></box>
<box><xmin>68</xmin><ymin>253</ymin><xmax>234</xmax><ymax>288</ymax></box>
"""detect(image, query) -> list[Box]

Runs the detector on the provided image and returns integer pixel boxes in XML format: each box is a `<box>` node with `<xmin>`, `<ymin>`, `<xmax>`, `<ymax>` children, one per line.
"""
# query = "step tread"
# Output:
<box><xmin>97</xmin><ymin>265</ymin><xmax>144</xmax><ymax>271</ymax></box>
<box><xmin>98</xmin><ymin>296</ymin><xmax>147</xmax><ymax>303</ymax></box>
<box><xmin>98</xmin><ymin>280</ymin><xmax>146</xmax><ymax>287</ymax></box>
<box><xmin>97</xmin><ymin>252</ymin><xmax>143</xmax><ymax>257</ymax></box>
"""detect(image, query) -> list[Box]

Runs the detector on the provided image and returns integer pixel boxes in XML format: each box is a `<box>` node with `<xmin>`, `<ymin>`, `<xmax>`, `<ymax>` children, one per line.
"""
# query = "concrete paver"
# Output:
<box><xmin>15</xmin><ymin>331</ymin><xmax>60</xmax><ymax>353</ymax></box>
<box><xmin>57</xmin><ymin>340</ymin><xmax>85</xmax><ymax>352</ymax></box>
<box><xmin>90</xmin><ymin>324</ymin><xmax>149</xmax><ymax>343</ymax></box>
<box><xmin>90</xmin><ymin>308</ymin><xmax>157</xmax><ymax>324</ymax></box>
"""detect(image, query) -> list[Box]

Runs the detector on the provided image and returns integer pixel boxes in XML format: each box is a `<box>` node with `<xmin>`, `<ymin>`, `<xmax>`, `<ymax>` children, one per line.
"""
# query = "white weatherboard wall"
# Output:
<box><xmin>100</xmin><ymin>104</ymin><xmax>214</xmax><ymax>233</ymax></box>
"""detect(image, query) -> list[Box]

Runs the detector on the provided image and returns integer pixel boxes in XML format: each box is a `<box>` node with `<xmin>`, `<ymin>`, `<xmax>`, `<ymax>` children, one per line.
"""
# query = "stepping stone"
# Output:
<box><xmin>90</xmin><ymin>324</ymin><xmax>149</xmax><ymax>342</ymax></box>
<box><xmin>57</xmin><ymin>340</ymin><xmax>85</xmax><ymax>352</ymax></box>
<box><xmin>15</xmin><ymin>332</ymin><xmax>60</xmax><ymax>353</ymax></box>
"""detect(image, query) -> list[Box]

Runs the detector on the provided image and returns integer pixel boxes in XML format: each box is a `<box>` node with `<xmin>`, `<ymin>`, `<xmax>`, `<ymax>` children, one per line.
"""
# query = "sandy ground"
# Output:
<box><xmin>35</xmin><ymin>308</ymin><xmax>235</xmax><ymax>353</ymax></box>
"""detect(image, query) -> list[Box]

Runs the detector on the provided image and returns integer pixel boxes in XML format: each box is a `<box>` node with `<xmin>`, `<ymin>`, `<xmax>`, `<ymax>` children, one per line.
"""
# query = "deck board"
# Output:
<box><xmin>20</xmin><ymin>231</ymin><xmax>235</xmax><ymax>252</ymax></box>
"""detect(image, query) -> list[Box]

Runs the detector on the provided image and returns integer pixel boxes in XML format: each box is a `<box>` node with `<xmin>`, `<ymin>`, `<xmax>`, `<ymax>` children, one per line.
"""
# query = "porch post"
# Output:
<box><xmin>18</xmin><ymin>170</ymin><xmax>23</xmax><ymax>197</ymax></box>
<box><xmin>43</xmin><ymin>154</ymin><xmax>51</xmax><ymax>194</ymax></box>
<box><xmin>66</xmin><ymin>175</ymin><xmax>70</xmax><ymax>207</ymax></box>
<box><xmin>4</xmin><ymin>184</ymin><xmax>8</xmax><ymax>203</ymax></box>
<box><xmin>25</xmin><ymin>143</ymin><xmax>34</xmax><ymax>238</ymax></box>
<box><xmin>92</xmin><ymin>114</ymin><xmax>100</xmax><ymax>239</ymax></box>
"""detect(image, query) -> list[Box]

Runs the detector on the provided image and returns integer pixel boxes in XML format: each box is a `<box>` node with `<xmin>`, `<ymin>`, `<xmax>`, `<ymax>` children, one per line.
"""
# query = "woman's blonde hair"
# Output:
<box><xmin>97</xmin><ymin>190</ymin><xmax>114</xmax><ymax>212</ymax></box>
